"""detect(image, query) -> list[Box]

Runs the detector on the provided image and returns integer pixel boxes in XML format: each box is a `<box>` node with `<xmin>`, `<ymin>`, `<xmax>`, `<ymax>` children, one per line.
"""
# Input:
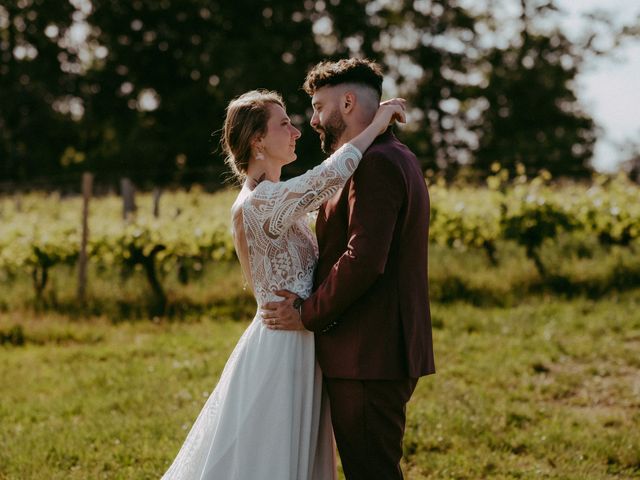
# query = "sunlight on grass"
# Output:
<box><xmin>1</xmin><ymin>292</ymin><xmax>638</xmax><ymax>479</ymax></box>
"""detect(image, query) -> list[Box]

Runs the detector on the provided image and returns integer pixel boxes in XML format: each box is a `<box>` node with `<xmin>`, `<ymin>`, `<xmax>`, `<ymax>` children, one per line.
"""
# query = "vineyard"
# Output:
<box><xmin>2</xmin><ymin>173</ymin><xmax>639</xmax><ymax>478</ymax></box>
<box><xmin>0</xmin><ymin>171</ymin><xmax>639</xmax><ymax>312</ymax></box>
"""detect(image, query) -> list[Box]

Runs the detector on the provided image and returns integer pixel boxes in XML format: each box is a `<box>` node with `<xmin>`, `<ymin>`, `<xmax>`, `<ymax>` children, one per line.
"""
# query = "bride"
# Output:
<box><xmin>161</xmin><ymin>89</ymin><xmax>405</xmax><ymax>479</ymax></box>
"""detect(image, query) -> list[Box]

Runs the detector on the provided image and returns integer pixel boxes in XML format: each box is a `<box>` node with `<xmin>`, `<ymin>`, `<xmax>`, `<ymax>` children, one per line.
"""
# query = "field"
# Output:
<box><xmin>1</xmin><ymin>179</ymin><xmax>639</xmax><ymax>479</ymax></box>
<box><xmin>1</xmin><ymin>285</ymin><xmax>638</xmax><ymax>479</ymax></box>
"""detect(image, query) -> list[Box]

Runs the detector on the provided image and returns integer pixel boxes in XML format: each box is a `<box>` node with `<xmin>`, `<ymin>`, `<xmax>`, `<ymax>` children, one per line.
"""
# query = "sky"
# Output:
<box><xmin>556</xmin><ymin>0</ymin><xmax>640</xmax><ymax>171</ymax></box>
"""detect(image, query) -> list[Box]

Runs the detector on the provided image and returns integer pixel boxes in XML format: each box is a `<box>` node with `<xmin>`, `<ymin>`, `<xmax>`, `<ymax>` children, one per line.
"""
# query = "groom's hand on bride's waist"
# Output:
<box><xmin>262</xmin><ymin>290</ymin><xmax>306</xmax><ymax>331</ymax></box>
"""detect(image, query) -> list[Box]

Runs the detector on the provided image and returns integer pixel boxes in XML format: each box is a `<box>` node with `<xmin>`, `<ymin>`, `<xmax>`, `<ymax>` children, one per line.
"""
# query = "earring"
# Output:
<box><xmin>256</xmin><ymin>151</ymin><xmax>264</xmax><ymax>161</ymax></box>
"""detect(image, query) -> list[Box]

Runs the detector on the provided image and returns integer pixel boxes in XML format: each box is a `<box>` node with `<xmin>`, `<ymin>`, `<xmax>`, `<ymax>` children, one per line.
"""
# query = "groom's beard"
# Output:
<box><xmin>316</xmin><ymin>109</ymin><xmax>347</xmax><ymax>154</ymax></box>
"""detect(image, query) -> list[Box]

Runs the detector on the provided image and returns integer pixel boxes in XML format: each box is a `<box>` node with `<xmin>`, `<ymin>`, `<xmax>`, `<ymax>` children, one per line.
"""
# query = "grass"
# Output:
<box><xmin>403</xmin><ymin>296</ymin><xmax>640</xmax><ymax>479</ymax></box>
<box><xmin>3</xmin><ymin>179</ymin><xmax>639</xmax><ymax>478</ymax></box>
<box><xmin>0</xmin><ymin>315</ymin><xmax>248</xmax><ymax>479</ymax></box>
<box><xmin>1</xmin><ymin>283</ymin><xmax>639</xmax><ymax>479</ymax></box>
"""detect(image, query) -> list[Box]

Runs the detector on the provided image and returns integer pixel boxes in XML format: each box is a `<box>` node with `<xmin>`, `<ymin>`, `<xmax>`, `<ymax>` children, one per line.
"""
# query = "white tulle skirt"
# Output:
<box><xmin>161</xmin><ymin>314</ymin><xmax>337</xmax><ymax>480</ymax></box>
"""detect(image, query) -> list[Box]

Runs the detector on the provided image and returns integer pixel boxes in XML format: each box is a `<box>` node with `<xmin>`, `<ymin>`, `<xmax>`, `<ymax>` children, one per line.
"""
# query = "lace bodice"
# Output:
<box><xmin>233</xmin><ymin>143</ymin><xmax>362</xmax><ymax>307</ymax></box>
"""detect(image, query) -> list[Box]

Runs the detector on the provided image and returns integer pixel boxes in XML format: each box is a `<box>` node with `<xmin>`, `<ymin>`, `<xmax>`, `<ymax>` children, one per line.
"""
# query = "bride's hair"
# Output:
<box><xmin>222</xmin><ymin>89</ymin><xmax>285</xmax><ymax>181</ymax></box>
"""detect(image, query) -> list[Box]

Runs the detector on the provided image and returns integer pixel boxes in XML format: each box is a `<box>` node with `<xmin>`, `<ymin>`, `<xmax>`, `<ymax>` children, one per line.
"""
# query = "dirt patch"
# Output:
<box><xmin>539</xmin><ymin>359</ymin><xmax>640</xmax><ymax>412</ymax></box>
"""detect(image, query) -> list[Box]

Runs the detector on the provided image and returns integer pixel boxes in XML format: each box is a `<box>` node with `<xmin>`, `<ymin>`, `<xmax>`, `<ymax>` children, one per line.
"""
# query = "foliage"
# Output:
<box><xmin>474</xmin><ymin>1</ymin><xmax>596</xmax><ymax>178</ymax></box>
<box><xmin>429</xmin><ymin>184</ymin><xmax>503</xmax><ymax>264</ymax></box>
<box><xmin>1</xmin><ymin>174</ymin><xmax>638</xmax><ymax>303</ymax></box>
<box><xmin>429</xmin><ymin>171</ymin><xmax>640</xmax><ymax>276</ymax></box>
<box><xmin>0</xmin><ymin>189</ymin><xmax>237</xmax><ymax>308</ymax></box>
<box><xmin>500</xmin><ymin>177</ymin><xmax>577</xmax><ymax>277</ymax></box>
<box><xmin>3</xmin><ymin>0</ymin><xmax>632</xmax><ymax>185</ymax></box>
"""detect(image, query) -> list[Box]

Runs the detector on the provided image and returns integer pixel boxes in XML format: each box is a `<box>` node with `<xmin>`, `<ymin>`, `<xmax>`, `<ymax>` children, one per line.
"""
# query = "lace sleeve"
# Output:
<box><xmin>244</xmin><ymin>143</ymin><xmax>362</xmax><ymax>238</ymax></box>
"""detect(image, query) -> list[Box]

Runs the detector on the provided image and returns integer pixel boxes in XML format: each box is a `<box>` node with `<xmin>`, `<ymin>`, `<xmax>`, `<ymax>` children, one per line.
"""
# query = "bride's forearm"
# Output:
<box><xmin>348</xmin><ymin>100</ymin><xmax>403</xmax><ymax>154</ymax></box>
<box><xmin>349</xmin><ymin>121</ymin><xmax>384</xmax><ymax>155</ymax></box>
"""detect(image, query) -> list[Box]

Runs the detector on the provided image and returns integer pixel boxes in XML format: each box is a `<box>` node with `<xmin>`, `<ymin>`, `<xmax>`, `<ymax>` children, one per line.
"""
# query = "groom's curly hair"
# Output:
<box><xmin>303</xmin><ymin>58</ymin><xmax>383</xmax><ymax>99</ymax></box>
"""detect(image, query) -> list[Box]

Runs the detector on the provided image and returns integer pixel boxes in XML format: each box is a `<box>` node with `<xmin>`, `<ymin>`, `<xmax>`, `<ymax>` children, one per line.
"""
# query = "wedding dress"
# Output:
<box><xmin>161</xmin><ymin>143</ymin><xmax>363</xmax><ymax>480</ymax></box>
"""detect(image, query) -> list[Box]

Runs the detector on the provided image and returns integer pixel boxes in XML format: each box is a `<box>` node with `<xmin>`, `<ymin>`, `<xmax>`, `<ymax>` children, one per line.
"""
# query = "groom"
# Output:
<box><xmin>263</xmin><ymin>58</ymin><xmax>435</xmax><ymax>479</ymax></box>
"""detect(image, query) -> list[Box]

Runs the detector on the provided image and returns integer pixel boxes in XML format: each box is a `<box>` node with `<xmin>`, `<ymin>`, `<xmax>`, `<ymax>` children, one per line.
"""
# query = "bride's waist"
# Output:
<box><xmin>248</xmin><ymin>312</ymin><xmax>314</xmax><ymax>339</ymax></box>
<box><xmin>254</xmin><ymin>289</ymin><xmax>310</xmax><ymax>307</ymax></box>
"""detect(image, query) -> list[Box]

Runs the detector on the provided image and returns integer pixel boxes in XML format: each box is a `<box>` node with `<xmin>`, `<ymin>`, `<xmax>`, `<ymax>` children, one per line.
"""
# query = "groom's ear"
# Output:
<box><xmin>341</xmin><ymin>91</ymin><xmax>356</xmax><ymax>115</ymax></box>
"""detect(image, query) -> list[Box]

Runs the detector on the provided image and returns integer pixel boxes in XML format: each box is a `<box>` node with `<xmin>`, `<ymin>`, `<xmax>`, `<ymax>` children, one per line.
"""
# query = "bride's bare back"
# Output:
<box><xmin>231</xmin><ymin>188</ymin><xmax>254</xmax><ymax>293</ymax></box>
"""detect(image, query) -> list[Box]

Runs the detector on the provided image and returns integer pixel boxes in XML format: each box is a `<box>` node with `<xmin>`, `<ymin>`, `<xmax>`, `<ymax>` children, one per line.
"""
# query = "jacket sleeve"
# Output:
<box><xmin>300</xmin><ymin>151</ymin><xmax>405</xmax><ymax>332</ymax></box>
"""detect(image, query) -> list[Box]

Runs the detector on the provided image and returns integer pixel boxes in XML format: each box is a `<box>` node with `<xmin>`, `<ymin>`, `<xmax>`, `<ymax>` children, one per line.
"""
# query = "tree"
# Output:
<box><xmin>0</xmin><ymin>0</ymin><xmax>78</xmax><ymax>185</ymax></box>
<box><xmin>61</xmin><ymin>0</ymin><xmax>328</xmax><ymax>187</ymax></box>
<box><xmin>474</xmin><ymin>0</ymin><xmax>596</xmax><ymax>178</ymax></box>
<box><xmin>318</xmin><ymin>0</ymin><xmax>481</xmax><ymax>175</ymax></box>
<box><xmin>620</xmin><ymin>137</ymin><xmax>640</xmax><ymax>183</ymax></box>
<box><xmin>315</xmin><ymin>0</ymin><xmax>599</xmax><ymax>178</ymax></box>
<box><xmin>2</xmin><ymin>0</ymin><xmax>634</xmax><ymax>186</ymax></box>
<box><xmin>1</xmin><ymin>0</ymin><xmax>328</xmax><ymax>187</ymax></box>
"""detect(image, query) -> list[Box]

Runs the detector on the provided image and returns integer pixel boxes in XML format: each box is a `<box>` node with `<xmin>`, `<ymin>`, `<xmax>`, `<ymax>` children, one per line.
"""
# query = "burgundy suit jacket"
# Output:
<box><xmin>300</xmin><ymin>130</ymin><xmax>435</xmax><ymax>379</ymax></box>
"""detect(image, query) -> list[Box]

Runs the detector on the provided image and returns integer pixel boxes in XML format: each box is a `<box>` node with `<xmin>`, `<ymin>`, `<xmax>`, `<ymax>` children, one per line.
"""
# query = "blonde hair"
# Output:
<box><xmin>221</xmin><ymin>90</ymin><xmax>285</xmax><ymax>181</ymax></box>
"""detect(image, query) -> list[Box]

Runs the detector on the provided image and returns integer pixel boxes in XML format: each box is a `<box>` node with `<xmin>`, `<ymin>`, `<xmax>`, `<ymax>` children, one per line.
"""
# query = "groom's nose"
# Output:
<box><xmin>310</xmin><ymin>112</ymin><xmax>319</xmax><ymax>129</ymax></box>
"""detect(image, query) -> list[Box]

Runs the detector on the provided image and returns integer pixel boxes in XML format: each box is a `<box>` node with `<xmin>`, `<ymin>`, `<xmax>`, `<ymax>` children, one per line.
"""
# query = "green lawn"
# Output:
<box><xmin>1</xmin><ymin>290</ymin><xmax>639</xmax><ymax>479</ymax></box>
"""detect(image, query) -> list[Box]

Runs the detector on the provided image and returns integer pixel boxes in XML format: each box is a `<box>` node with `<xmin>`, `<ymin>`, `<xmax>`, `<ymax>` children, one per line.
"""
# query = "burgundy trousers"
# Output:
<box><xmin>324</xmin><ymin>377</ymin><xmax>419</xmax><ymax>480</ymax></box>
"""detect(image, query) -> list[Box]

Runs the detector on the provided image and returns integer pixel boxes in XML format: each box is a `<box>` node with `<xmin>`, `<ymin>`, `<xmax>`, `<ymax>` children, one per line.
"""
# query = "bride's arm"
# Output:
<box><xmin>245</xmin><ymin>100</ymin><xmax>406</xmax><ymax>238</ymax></box>
<box><xmin>349</xmin><ymin>98</ymin><xmax>406</xmax><ymax>155</ymax></box>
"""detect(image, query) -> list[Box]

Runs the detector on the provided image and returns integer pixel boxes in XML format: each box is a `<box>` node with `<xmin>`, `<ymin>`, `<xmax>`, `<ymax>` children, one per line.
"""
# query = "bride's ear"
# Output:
<box><xmin>252</xmin><ymin>137</ymin><xmax>265</xmax><ymax>161</ymax></box>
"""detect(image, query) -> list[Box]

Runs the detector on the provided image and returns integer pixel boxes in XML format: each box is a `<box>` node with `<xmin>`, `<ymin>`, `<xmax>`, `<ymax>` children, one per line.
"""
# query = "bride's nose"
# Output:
<box><xmin>291</xmin><ymin>125</ymin><xmax>301</xmax><ymax>139</ymax></box>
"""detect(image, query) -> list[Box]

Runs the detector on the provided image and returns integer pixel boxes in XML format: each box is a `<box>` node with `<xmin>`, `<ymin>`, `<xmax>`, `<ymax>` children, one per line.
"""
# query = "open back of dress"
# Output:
<box><xmin>231</xmin><ymin>191</ymin><xmax>254</xmax><ymax>294</ymax></box>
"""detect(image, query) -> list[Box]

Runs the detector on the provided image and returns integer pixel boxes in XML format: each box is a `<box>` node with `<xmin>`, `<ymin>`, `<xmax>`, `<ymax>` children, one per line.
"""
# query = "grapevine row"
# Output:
<box><xmin>1</xmin><ymin>174</ymin><xmax>638</xmax><ymax>303</ymax></box>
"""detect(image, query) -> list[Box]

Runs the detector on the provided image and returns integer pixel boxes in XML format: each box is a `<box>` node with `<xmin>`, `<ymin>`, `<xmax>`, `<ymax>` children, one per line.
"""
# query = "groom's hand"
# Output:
<box><xmin>262</xmin><ymin>290</ymin><xmax>306</xmax><ymax>331</ymax></box>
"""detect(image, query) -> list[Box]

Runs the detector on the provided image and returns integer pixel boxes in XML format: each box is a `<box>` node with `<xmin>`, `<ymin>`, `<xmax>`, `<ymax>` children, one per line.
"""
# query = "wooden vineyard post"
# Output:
<box><xmin>77</xmin><ymin>172</ymin><xmax>93</xmax><ymax>302</ymax></box>
<box><xmin>152</xmin><ymin>187</ymin><xmax>161</xmax><ymax>218</ymax></box>
<box><xmin>121</xmin><ymin>177</ymin><xmax>137</xmax><ymax>221</ymax></box>
<box><xmin>15</xmin><ymin>190</ymin><xmax>22</xmax><ymax>213</ymax></box>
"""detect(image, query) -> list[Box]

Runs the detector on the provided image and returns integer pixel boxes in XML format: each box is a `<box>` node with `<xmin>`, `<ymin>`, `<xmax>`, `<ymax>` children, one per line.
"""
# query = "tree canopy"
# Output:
<box><xmin>1</xmin><ymin>0</ymin><xmax>633</xmax><ymax>188</ymax></box>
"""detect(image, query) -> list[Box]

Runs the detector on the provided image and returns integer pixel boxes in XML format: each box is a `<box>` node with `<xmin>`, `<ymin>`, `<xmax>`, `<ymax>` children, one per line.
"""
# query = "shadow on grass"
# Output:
<box><xmin>3</xmin><ymin>267</ymin><xmax>640</xmax><ymax>327</ymax></box>
<box><xmin>24</xmin><ymin>292</ymin><xmax>257</xmax><ymax>324</ymax></box>
<box><xmin>431</xmin><ymin>263</ymin><xmax>640</xmax><ymax>308</ymax></box>
<box><xmin>1</xmin><ymin>249</ymin><xmax>639</xmax><ymax>333</ymax></box>
<box><xmin>531</xmin><ymin>263</ymin><xmax>640</xmax><ymax>300</ymax></box>
<box><xmin>0</xmin><ymin>293</ymin><xmax>257</xmax><ymax>347</ymax></box>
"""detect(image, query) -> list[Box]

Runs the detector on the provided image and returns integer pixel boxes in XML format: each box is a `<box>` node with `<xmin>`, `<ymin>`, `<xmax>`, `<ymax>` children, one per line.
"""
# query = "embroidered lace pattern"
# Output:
<box><xmin>240</xmin><ymin>142</ymin><xmax>362</xmax><ymax>305</ymax></box>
